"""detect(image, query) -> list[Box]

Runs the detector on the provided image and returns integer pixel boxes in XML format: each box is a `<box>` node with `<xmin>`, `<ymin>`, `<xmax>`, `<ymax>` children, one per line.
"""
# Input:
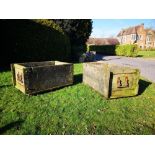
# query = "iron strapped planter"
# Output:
<box><xmin>11</xmin><ymin>61</ymin><xmax>73</xmax><ymax>95</ymax></box>
<box><xmin>83</xmin><ymin>61</ymin><xmax>140</xmax><ymax>99</ymax></box>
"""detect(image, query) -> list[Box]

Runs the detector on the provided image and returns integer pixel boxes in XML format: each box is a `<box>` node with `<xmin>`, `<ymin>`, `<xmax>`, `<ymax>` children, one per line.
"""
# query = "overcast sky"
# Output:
<box><xmin>91</xmin><ymin>19</ymin><xmax>155</xmax><ymax>38</ymax></box>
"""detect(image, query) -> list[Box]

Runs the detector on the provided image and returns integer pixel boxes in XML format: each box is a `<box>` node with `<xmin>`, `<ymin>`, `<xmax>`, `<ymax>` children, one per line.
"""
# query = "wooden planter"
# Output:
<box><xmin>11</xmin><ymin>61</ymin><xmax>73</xmax><ymax>95</ymax></box>
<box><xmin>83</xmin><ymin>61</ymin><xmax>140</xmax><ymax>98</ymax></box>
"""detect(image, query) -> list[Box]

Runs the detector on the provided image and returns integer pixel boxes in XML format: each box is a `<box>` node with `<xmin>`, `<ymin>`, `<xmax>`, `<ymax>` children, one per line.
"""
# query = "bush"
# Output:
<box><xmin>53</xmin><ymin>20</ymin><xmax>93</xmax><ymax>62</ymax></box>
<box><xmin>87</xmin><ymin>44</ymin><xmax>138</xmax><ymax>57</ymax></box>
<box><xmin>71</xmin><ymin>44</ymin><xmax>87</xmax><ymax>61</ymax></box>
<box><xmin>53</xmin><ymin>19</ymin><xmax>93</xmax><ymax>45</ymax></box>
<box><xmin>87</xmin><ymin>45</ymin><xmax>116</xmax><ymax>55</ymax></box>
<box><xmin>0</xmin><ymin>19</ymin><xmax>71</xmax><ymax>68</ymax></box>
<box><xmin>115</xmin><ymin>44</ymin><xmax>138</xmax><ymax>57</ymax></box>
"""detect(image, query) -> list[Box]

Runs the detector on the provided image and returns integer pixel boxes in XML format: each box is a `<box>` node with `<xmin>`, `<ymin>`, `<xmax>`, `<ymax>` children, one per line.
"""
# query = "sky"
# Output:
<box><xmin>91</xmin><ymin>19</ymin><xmax>155</xmax><ymax>38</ymax></box>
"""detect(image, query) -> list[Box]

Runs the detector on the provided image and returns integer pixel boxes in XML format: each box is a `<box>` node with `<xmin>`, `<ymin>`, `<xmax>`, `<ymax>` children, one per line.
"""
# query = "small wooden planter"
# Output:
<box><xmin>83</xmin><ymin>61</ymin><xmax>140</xmax><ymax>98</ymax></box>
<box><xmin>11</xmin><ymin>61</ymin><xmax>73</xmax><ymax>95</ymax></box>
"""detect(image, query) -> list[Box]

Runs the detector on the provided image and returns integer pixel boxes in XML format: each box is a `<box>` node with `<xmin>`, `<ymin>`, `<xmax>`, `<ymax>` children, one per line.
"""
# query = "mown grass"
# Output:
<box><xmin>0</xmin><ymin>63</ymin><xmax>155</xmax><ymax>135</ymax></box>
<box><xmin>138</xmin><ymin>51</ymin><xmax>155</xmax><ymax>58</ymax></box>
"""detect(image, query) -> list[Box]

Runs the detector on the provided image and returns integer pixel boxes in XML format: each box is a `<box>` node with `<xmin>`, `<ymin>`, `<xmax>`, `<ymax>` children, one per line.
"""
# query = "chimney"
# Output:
<box><xmin>140</xmin><ymin>23</ymin><xmax>144</xmax><ymax>30</ymax></box>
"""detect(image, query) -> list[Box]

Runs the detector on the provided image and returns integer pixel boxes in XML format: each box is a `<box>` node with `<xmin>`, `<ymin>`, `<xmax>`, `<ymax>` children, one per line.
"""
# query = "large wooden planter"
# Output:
<box><xmin>83</xmin><ymin>61</ymin><xmax>140</xmax><ymax>98</ymax></box>
<box><xmin>11</xmin><ymin>61</ymin><xmax>73</xmax><ymax>95</ymax></box>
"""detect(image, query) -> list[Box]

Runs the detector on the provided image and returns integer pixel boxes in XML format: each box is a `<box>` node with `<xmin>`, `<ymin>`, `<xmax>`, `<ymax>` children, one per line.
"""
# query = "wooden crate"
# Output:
<box><xmin>83</xmin><ymin>61</ymin><xmax>140</xmax><ymax>98</ymax></box>
<box><xmin>11</xmin><ymin>61</ymin><xmax>73</xmax><ymax>95</ymax></box>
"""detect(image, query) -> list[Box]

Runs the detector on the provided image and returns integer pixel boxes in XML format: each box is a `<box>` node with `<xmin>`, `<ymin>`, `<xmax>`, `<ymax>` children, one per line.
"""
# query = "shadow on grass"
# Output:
<box><xmin>138</xmin><ymin>79</ymin><xmax>152</xmax><ymax>95</ymax></box>
<box><xmin>0</xmin><ymin>120</ymin><xmax>24</xmax><ymax>134</ymax></box>
<box><xmin>0</xmin><ymin>84</ymin><xmax>12</xmax><ymax>89</ymax></box>
<box><xmin>0</xmin><ymin>66</ymin><xmax>11</xmax><ymax>72</ymax></box>
<box><xmin>135</xmin><ymin>121</ymin><xmax>155</xmax><ymax>134</ymax></box>
<box><xmin>142</xmin><ymin>124</ymin><xmax>155</xmax><ymax>134</ymax></box>
<box><xmin>74</xmin><ymin>74</ymin><xmax>82</xmax><ymax>85</ymax></box>
<box><xmin>136</xmin><ymin>55</ymin><xmax>143</xmax><ymax>57</ymax></box>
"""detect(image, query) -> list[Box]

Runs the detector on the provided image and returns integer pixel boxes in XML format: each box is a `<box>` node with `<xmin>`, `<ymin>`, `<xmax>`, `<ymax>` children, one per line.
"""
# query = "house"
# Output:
<box><xmin>117</xmin><ymin>24</ymin><xmax>155</xmax><ymax>49</ymax></box>
<box><xmin>86</xmin><ymin>38</ymin><xmax>119</xmax><ymax>46</ymax></box>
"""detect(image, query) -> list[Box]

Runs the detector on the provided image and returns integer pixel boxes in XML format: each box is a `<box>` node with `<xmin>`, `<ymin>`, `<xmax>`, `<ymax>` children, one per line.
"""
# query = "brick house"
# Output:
<box><xmin>86</xmin><ymin>38</ymin><xmax>119</xmax><ymax>45</ymax></box>
<box><xmin>117</xmin><ymin>24</ymin><xmax>155</xmax><ymax>49</ymax></box>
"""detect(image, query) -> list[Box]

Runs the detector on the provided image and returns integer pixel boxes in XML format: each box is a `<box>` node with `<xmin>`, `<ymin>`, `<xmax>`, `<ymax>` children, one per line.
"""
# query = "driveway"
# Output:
<box><xmin>95</xmin><ymin>54</ymin><xmax>155</xmax><ymax>83</ymax></box>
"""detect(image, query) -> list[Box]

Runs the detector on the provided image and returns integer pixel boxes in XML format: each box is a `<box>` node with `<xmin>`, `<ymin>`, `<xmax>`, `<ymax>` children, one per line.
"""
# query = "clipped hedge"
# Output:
<box><xmin>115</xmin><ymin>44</ymin><xmax>138</xmax><ymax>57</ymax></box>
<box><xmin>87</xmin><ymin>44</ymin><xmax>138</xmax><ymax>57</ymax></box>
<box><xmin>87</xmin><ymin>45</ymin><xmax>116</xmax><ymax>55</ymax></box>
<box><xmin>71</xmin><ymin>44</ymin><xmax>87</xmax><ymax>61</ymax></box>
<box><xmin>0</xmin><ymin>19</ymin><xmax>71</xmax><ymax>68</ymax></box>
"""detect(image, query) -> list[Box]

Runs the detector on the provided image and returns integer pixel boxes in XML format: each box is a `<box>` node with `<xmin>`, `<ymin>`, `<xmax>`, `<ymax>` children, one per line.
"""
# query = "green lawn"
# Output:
<box><xmin>138</xmin><ymin>51</ymin><xmax>155</xmax><ymax>58</ymax></box>
<box><xmin>0</xmin><ymin>63</ymin><xmax>155</xmax><ymax>135</ymax></box>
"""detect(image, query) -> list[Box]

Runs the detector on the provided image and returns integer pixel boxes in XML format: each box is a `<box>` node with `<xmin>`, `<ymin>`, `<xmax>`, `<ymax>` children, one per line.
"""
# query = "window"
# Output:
<box><xmin>131</xmin><ymin>34</ymin><xmax>136</xmax><ymax>40</ymax></box>
<box><xmin>147</xmin><ymin>35</ymin><xmax>152</xmax><ymax>42</ymax></box>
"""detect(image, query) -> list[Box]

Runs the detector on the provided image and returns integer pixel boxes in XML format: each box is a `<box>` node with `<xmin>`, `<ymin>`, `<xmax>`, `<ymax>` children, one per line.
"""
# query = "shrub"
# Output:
<box><xmin>53</xmin><ymin>19</ymin><xmax>93</xmax><ymax>45</ymax></box>
<box><xmin>87</xmin><ymin>44</ymin><xmax>138</xmax><ymax>57</ymax></box>
<box><xmin>53</xmin><ymin>20</ymin><xmax>93</xmax><ymax>61</ymax></box>
<box><xmin>71</xmin><ymin>44</ymin><xmax>87</xmax><ymax>61</ymax></box>
<box><xmin>115</xmin><ymin>44</ymin><xmax>138</xmax><ymax>57</ymax></box>
<box><xmin>87</xmin><ymin>45</ymin><xmax>116</xmax><ymax>55</ymax></box>
<box><xmin>0</xmin><ymin>19</ymin><xmax>71</xmax><ymax>68</ymax></box>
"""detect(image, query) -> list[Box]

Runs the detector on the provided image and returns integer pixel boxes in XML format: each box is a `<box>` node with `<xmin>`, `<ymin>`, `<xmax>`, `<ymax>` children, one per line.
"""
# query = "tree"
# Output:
<box><xmin>0</xmin><ymin>19</ymin><xmax>71</xmax><ymax>69</ymax></box>
<box><xmin>52</xmin><ymin>19</ymin><xmax>93</xmax><ymax>45</ymax></box>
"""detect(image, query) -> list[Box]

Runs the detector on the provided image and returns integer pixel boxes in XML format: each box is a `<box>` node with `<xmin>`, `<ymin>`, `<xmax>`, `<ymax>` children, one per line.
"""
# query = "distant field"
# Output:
<box><xmin>138</xmin><ymin>51</ymin><xmax>155</xmax><ymax>58</ymax></box>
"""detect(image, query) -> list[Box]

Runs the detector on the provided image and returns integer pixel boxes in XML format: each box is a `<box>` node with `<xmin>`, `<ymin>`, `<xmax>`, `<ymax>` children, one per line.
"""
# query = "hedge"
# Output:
<box><xmin>115</xmin><ymin>44</ymin><xmax>138</xmax><ymax>57</ymax></box>
<box><xmin>0</xmin><ymin>19</ymin><xmax>71</xmax><ymax>68</ymax></box>
<box><xmin>71</xmin><ymin>44</ymin><xmax>87</xmax><ymax>61</ymax></box>
<box><xmin>87</xmin><ymin>45</ymin><xmax>116</xmax><ymax>55</ymax></box>
<box><xmin>87</xmin><ymin>44</ymin><xmax>138</xmax><ymax>57</ymax></box>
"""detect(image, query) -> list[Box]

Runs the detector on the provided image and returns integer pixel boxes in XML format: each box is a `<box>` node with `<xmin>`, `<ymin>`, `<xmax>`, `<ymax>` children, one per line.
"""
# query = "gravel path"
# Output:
<box><xmin>95</xmin><ymin>54</ymin><xmax>155</xmax><ymax>83</ymax></box>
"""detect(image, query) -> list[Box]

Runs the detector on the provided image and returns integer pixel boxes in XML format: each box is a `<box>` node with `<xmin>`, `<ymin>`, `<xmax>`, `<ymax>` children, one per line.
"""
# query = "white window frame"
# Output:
<box><xmin>131</xmin><ymin>34</ymin><xmax>136</xmax><ymax>41</ymax></box>
<box><xmin>147</xmin><ymin>35</ymin><xmax>151</xmax><ymax>42</ymax></box>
